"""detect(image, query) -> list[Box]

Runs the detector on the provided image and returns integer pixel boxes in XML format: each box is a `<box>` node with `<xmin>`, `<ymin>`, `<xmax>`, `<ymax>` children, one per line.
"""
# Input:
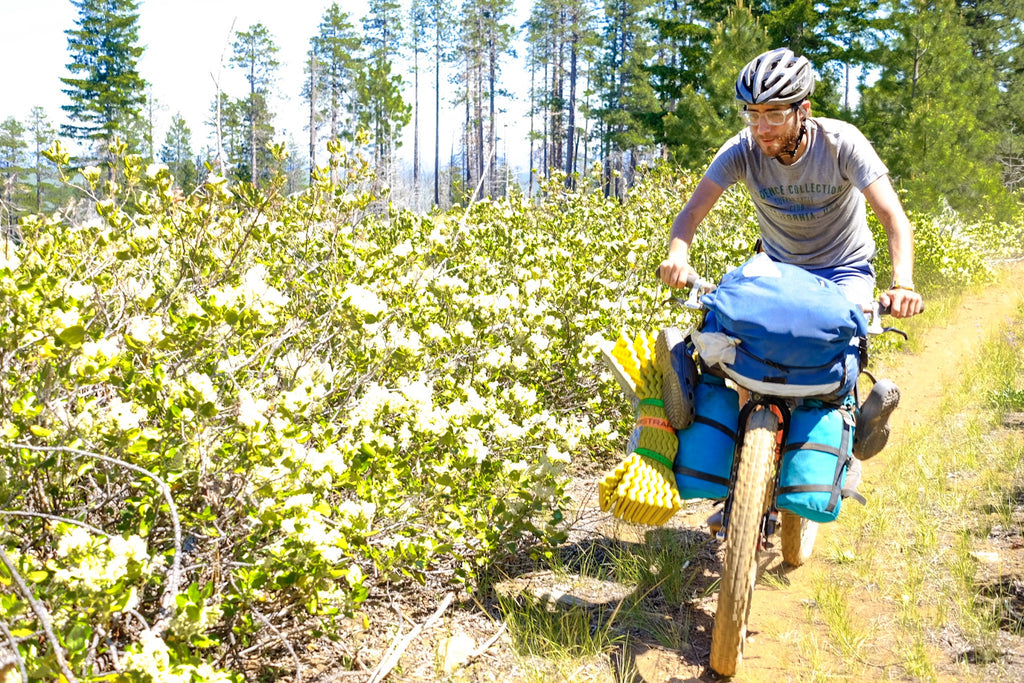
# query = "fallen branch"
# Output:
<box><xmin>250</xmin><ymin>606</ymin><xmax>302</xmax><ymax>683</ymax></box>
<box><xmin>467</xmin><ymin>621</ymin><xmax>507</xmax><ymax>662</ymax></box>
<box><xmin>367</xmin><ymin>592</ymin><xmax>454</xmax><ymax>683</ymax></box>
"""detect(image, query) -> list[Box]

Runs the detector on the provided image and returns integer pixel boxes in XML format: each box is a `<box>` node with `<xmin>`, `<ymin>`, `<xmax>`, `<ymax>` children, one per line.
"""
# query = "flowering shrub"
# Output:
<box><xmin>0</xmin><ymin>144</ymin><xmax>1004</xmax><ymax>680</ymax></box>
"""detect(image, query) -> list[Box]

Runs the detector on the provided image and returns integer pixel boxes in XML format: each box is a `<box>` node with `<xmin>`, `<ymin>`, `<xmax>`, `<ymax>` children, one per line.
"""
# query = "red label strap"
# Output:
<box><xmin>638</xmin><ymin>416</ymin><xmax>675</xmax><ymax>434</ymax></box>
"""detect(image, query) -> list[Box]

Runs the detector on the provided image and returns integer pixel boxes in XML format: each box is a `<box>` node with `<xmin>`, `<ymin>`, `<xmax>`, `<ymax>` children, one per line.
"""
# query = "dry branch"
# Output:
<box><xmin>367</xmin><ymin>592</ymin><xmax>454</xmax><ymax>683</ymax></box>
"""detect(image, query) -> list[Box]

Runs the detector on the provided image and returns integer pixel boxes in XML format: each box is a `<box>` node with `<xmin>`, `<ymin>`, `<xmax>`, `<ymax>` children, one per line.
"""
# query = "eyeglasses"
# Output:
<box><xmin>739</xmin><ymin>106</ymin><xmax>796</xmax><ymax>126</ymax></box>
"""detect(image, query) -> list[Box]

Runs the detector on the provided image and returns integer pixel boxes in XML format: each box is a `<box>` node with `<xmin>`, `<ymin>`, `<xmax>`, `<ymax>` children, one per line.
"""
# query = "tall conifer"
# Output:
<box><xmin>61</xmin><ymin>0</ymin><xmax>147</xmax><ymax>160</ymax></box>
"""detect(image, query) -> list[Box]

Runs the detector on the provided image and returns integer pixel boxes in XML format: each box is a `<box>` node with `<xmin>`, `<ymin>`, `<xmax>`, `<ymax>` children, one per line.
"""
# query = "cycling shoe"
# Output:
<box><xmin>854</xmin><ymin>378</ymin><xmax>900</xmax><ymax>460</ymax></box>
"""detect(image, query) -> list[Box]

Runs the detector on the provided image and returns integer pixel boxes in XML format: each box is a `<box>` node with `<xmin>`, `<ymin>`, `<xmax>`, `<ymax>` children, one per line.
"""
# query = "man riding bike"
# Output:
<box><xmin>657</xmin><ymin>47</ymin><xmax>924</xmax><ymax>469</ymax></box>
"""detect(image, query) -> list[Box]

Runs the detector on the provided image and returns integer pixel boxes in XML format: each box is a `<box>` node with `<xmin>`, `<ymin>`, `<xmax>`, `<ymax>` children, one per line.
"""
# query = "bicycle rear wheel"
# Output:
<box><xmin>709</xmin><ymin>407</ymin><xmax>778</xmax><ymax>677</ymax></box>
<box><xmin>780</xmin><ymin>511</ymin><xmax>819</xmax><ymax>567</ymax></box>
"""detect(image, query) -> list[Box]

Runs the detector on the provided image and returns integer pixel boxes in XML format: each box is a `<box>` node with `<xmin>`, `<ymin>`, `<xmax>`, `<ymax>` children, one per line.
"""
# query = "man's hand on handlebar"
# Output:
<box><xmin>878</xmin><ymin>287</ymin><xmax>923</xmax><ymax>319</ymax></box>
<box><xmin>658</xmin><ymin>254</ymin><xmax>698</xmax><ymax>289</ymax></box>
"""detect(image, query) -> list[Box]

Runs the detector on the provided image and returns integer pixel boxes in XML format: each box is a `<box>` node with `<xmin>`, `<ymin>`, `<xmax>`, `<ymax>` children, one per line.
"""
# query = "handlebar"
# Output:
<box><xmin>656</xmin><ymin>266</ymin><xmax>716</xmax><ymax>310</ymax></box>
<box><xmin>658</xmin><ymin>266</ymin><xmax>920</xmax><ymax>334</ymax></box>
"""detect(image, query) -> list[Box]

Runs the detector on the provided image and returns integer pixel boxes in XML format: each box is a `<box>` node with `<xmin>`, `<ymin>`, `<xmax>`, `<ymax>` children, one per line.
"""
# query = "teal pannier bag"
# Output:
<box><xmin>674</xmin><ymin>375</ymin><xmax>740</xmax><ymax>500</ymax></box>
<box><xmin>776</xmin><ymin>403</ymin><xmax>862</xmax><ymax>522</ymax></box>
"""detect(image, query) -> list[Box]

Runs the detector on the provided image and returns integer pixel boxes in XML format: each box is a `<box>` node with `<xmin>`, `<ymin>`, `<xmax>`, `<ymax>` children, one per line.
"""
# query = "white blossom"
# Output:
<box><xmin>186</xmin><ymin>372</ymin><xmax>218</xmax><ymax>404</ymax></box>
<box><xmin>66</xmin><ymin>281</ymin><xmax>94</xmax><ymax>300</ymax></box>
<box><xmin>123</xmin><ymin>277</ymin><xmax>154</xmax><ymax>301</ymax></box>
<box><xmin>342</xmin><ymin>283</ymin><xmax>387</xmax><ymax>316</ymax></box>
<box><xmin>106</xmin><ymin>397</ymin><xmax>147</xmax><ymax>431</ymax></box>
<box><xmin>126</xmin><ymin>315</ymin><xmax>164</xmax><ymax>344</ymax></box>
<box><xmin>424</xmin><ymin>322</ymin><xmax>448</xmax><ymax>340</ymax></box>
<box><xmin>56</xmin><ymin>527</ymin><xmax>93</xmax><ymax>557</ymax></box>
<box><xmin>237</xmin><ymin>389</ymin><xmax>269</xmax><ymax>428</ymax></box>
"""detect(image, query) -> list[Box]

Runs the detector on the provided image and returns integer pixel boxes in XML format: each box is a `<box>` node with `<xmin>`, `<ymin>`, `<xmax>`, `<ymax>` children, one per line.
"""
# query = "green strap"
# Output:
<box><xmin>639</xmin><ymin>398</ymin><xmax>664</xmax><ymax>407</ymax></box>
<box><xmin>635</xmin><ymin>448</ymin><xmax>674</xmax><ymax>470</ymax></box>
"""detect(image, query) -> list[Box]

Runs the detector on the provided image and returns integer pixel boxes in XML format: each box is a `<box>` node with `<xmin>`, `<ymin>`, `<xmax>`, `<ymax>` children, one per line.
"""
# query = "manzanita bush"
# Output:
<box><xmin>0</xmin><ymin>138</ymin><xmax>1008</xmax><ymax>681</ymax></box>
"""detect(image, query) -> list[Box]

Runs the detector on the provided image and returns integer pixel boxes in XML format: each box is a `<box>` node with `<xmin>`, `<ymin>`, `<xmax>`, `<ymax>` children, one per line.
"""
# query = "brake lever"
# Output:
<box><xmin>867</xmin><ymin>302</ymin><xmax>908</xmax><ymax>339</ymax></box>
<box><xmin>684</xmin><ymin>277</ymin><xmax>715</xmax><ymax>309</ymax></box>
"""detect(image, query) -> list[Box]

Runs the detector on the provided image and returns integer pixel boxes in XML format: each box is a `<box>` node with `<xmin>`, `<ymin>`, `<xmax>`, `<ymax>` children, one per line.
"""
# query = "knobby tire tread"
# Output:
<box><xmin>709</xmin><ymin>408</ymin><xmax>778</xmax><ymax>677</ymax></box>
<box><xmin>780</xmin><ymin>510</ymin><xmax>819</xmax><ymax>567</ymax></box>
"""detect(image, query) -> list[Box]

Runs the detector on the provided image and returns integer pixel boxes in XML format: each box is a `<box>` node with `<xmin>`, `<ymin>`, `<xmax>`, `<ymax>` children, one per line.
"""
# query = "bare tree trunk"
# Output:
<box><xmin>249</xmin><ymin>60</ymin><xmax>257</xmax><ymax>184</ymax></box>
<box><xmin>528</xmin><ymin>56</ymin><xmax>536</xmax><ymax>198</ymax></box>
<box><xmin>309</xmin><ymin>53</ymin><xmax>317</xmax><ymax>184</ymax></box>
<box><xmin>564</xmin><ymin>35</ymin><xmax>578</xmax><ymax>188</ymax></box>
<box><xmin>34</xmin><ymin>140</ymin><xmax>42</xmax><ymax>212</ymax></box>
<box><xmin>542</xmin><ymin>59</ymin><xmax>549</xmax><ymax>177</ymax></box>
<box><xmin>413</xmin><ymin>46</ymin><xmax>421</xmax><ymax>209</ymax></box>
<box><xmin>582</xmin><ymin>69</ymin><xmax>591</xmax><ymax>180</ymax></box>
<box><xmin>911</xmin><ymin>37</ymin><xmax>924</xmax><ymax>100</ymax></box>
<box><xmin>488</xmin><ymin>38</ymin><xmax>497</xmax><ymax>197</ymax></box>
<box><xmin>464</xmin><ymin>59</ymin><xmax>472</xmax><ymax>198</ymax></box>
<box><xmin>475</xmin><ymin>66</ymin><xmax>484</xmax><ymax>199</ymax></box>
<box><xmin>434</xmin><ymin>35</ymin><xmax>441</xmax><ymax>207</ymax></box>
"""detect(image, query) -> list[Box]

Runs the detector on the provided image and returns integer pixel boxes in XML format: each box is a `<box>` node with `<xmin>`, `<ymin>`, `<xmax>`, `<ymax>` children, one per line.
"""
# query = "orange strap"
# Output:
<box><xmin>638</xmin><ymin>416</ymin><xmax>675</xmax><ymax>434</ymax></box>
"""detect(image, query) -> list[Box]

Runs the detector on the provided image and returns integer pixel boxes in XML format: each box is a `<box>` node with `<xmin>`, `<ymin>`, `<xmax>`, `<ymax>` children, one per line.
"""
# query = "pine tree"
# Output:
<box><xmin>60</xmin><ymin>0</ymin><xmax>147</xmax><ymax>161</ymax></box>
<box><xmin>456</xmin><ymin>0</ymin><xmax>515</xmax><ymax>199</ymax></box>
<box><xmin>27</xmin><ymin>107</ymin><xmax>58</xmax><ymax>213</ymax></box>
<box><xmin>358</xmin><ymin>0</ymin><xmax>412</xmax><ymax>181</ymax></box>
<box><xmin>426</xmin><ymin>0</ymin><xmax>455</xmax><ymax>206</ymax></box>
<box><xmin>0</xmin><ymin>118</ymin><xmax>27</xmax><ymax>226</ymax></box>
<box><xmin>231</xmin><ymin>23</ymin><xmax>280</xmax><ymax>185</ymax></box>
<box><xmin>859</xmin><ymin>0</ymin><xmax>1010</xmax><ymax>217</ymax></box>
<box><xmin>957</xmin><ymin>0</ymin><xmax>1024</xmax><ymax>190</ymax></box>
<box><xmin>409</xmin><ymin>0</ymin><xmax>429</xmax><ymax>205</ymax></box>
<box><xmin>307</xmin><ymin>3</ymin><xmax>363</xmax><ymax>181</ymax></box>
<box><xmin>160</xmin><ymin>114</ymin><xmax>199</xmax><ymax>192</ymax></box>
<box><xmin>644</xmin><ymin>0</ymin><xmax>713</xmax><ymax>153</ymax></box>
<box><xmin>525</xmin><ymin>0</ymin><xmax>600</xmax><ymax>187</ymax></box>
<box><xmin>592</xmin><ymin>0</ymin><xmax>660</xmax><ymax>197</ymax></box>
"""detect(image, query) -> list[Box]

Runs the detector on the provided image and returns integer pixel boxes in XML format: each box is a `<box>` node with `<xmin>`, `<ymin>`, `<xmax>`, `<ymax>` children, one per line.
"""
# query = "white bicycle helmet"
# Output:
<box><xmin>735</xmin><ymin>48</ymin><xmax>815</xmax><ymax>105</ymax></box>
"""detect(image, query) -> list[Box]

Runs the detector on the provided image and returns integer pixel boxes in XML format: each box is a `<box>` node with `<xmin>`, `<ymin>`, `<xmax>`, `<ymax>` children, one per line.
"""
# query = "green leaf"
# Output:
<box><xmin>57</xmin><ymin>325</ymin><xmax>86</xmax><ymax>346</ymax></box>
<box><xmin>65</xmin><ymin>622</ymin><xmax>92</xmax><ymax>653</ymax></box>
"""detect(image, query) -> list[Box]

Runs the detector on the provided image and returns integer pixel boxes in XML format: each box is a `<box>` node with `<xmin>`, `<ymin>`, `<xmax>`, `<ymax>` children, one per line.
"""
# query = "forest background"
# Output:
<box><xmin>3</xmin><ymin>0</ymin><xmax>1024</xmax><ymax>682</ymax></box>
<box><xmin>3</xmin><ymin>0</ymin><xmax>1024</xmax><ymax>218</ymax></box>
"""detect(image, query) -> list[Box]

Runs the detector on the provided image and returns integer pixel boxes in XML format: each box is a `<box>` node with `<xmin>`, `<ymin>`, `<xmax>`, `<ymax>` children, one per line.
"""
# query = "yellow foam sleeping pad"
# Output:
<box><xmin>597</xmin><ymin>331</ymin><xmax>683</xmax><ymax>526</ymax></box>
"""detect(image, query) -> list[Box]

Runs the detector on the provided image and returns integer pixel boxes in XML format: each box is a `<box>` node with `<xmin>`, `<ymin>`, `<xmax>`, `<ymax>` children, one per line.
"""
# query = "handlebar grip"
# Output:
<box><xmin>655</xmin><ymin>266</ymin><xmax>705</xmax><ymax>287</ymax></box>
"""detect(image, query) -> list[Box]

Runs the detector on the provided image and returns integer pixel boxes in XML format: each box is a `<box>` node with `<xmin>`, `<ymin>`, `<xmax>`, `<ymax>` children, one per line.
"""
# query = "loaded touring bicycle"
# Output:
<box><xmin>603</xmin><ymin>253</ymin><xmax>907</xmax><ymax>676</ymax></box>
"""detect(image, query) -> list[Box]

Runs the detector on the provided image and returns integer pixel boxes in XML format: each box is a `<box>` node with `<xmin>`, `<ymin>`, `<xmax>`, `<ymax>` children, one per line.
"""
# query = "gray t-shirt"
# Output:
<box><xmin>704</xmin><ymin>117</ymin><xmax>889</xmax><ymax>268</ymax></box>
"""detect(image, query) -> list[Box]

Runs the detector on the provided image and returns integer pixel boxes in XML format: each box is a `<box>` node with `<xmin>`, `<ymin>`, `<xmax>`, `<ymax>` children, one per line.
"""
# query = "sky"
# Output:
<box><xmin>0</xmin><ymin>0</ymin><xmax>534</xmax><ymax>175</ymax></box>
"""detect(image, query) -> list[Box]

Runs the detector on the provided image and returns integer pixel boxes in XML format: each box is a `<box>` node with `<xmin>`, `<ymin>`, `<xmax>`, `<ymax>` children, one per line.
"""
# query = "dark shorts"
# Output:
<box><xmin>804</xmin><ymin>261</ymin><xmax>876</xmax><ymax>312</ymax></box>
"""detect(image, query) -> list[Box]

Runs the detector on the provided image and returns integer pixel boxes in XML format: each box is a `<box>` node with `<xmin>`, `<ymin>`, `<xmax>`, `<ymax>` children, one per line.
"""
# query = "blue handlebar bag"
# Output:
<box><xmin>695</xmin><ymin>254</ymin><xmax>868</xmax><ymax>400</ymax></box>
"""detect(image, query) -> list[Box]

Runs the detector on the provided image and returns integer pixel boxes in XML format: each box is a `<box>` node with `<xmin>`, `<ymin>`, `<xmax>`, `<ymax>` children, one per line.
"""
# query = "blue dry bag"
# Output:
<box><xmin>776</xmin><ymin>402</ymin><xmax>860</xmax><ymax>523</ymax></box>
<box><xmin>694</xmin><ymin>254</ymin><xmax>867</xmax><ymax>400</ymax></box>
<box><xmin>673</xmin><ymin>375</ymin><xmax>740</xmax><ymax>500</ymax></box>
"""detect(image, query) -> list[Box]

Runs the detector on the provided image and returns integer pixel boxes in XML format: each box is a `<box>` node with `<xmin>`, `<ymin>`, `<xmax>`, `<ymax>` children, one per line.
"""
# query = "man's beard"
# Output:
<box><xmin>771</xmin><ymin>121</ymin><xmax>803</xmax><ymax>158</ymax></box>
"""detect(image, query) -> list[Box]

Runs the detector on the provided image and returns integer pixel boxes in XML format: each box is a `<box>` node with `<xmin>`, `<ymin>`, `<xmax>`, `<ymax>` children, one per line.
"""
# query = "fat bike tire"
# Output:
<box><xmin>780</xmin><ymin>511</ymin><xmax>819</xmax><ymax>567</ymax></box>
<box><xmin>709</xmin><ymin>408</ymin><xmax>779</xmax><ymax>678</ymax></box>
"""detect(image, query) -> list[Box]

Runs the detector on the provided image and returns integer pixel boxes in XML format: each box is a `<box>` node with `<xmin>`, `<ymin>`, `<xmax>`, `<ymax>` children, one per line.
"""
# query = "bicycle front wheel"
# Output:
<box><xmin>709</xmin><ymin>407</ymin><xmax>779</xmax><ymax>677</ymax></box>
